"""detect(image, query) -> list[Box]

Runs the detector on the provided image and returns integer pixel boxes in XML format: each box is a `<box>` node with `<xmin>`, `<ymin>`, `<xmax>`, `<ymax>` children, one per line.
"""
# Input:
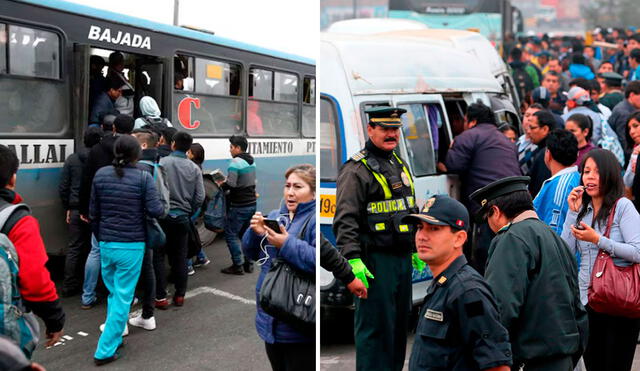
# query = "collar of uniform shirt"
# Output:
<box><xmin>430</xmin><ymin>255</ymin><xmax>468</xmax><ymax>291</ymax></box>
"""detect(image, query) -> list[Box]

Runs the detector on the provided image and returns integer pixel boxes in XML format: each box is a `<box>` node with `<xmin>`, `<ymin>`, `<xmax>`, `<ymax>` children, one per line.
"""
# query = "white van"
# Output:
<box><xmin>319</xmin><ymin>32</ymin><xmax>519</xmax><ymax>318</ymax></box>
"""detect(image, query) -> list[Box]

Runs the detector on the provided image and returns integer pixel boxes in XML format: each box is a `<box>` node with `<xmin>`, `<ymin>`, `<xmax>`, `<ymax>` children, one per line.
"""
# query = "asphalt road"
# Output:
<box><xmin>320</xmin><ymin>312</ymin><xmax>640</xmax><ymax>371</ymax></box>
<box><xmin>32</xmin><ymin>236</ymin><xmax>272</xmax><ymax>371</ymax></box>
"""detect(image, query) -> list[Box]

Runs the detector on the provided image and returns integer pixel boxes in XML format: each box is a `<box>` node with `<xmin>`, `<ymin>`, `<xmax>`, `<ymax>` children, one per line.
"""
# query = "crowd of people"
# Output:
<box><xmin>0</xmin><ymin>90</ymin><xmax>316</xmax><ymax>369</ymax></box>
<box><xmin>328</xmin><ymin>30</ymin><xmax>640</xmax><ymax>371</ymax></box>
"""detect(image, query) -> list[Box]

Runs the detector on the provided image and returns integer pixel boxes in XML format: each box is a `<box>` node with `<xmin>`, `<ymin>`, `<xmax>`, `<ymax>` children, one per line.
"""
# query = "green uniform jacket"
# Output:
<box><xmin>599</xmin><ymin>91</ymin><xmax>624</xmax><ymax>111</ymax></box>
<box><xmin>485</xmin><ymin>211</ymin><xmax>588</xmax><ymax>364</ymax></box>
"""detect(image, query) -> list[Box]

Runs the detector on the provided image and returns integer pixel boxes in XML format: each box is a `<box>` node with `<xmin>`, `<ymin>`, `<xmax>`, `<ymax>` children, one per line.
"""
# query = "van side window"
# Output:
<box><xmin>7</xmin><ymin>25</ymin><xmax>60</xmax><ymax>79</ymax></box>
<box><xmin>399</xmin><ymin>104</ymin><xmax>436</xmax><ymax>176</ymax></box>
<box><xmin>248</xmin><ymin>67</ymin><xmax>298</xmax><ymax>137</ymax></box>
<box><xmin>320</xmin><ymin>96</ymin><xmax>342</xmax><ymax>182</ymax></box>
<box><xmin>302</xmin><ymin>77</ymin><xmax>315</xmax><ymax>137</ymax></box>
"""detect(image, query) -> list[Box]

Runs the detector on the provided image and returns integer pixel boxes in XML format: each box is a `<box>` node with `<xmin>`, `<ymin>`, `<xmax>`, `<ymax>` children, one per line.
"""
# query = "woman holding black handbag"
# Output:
<box><xmin>561</xmin><ymin>149</ymin><xmax>640</xmax><ymax>371</ymax></box>
<box><xmin>242</xmin><ymin>164</ymin><xmax>316</xmax><ymax>371</ymax></box>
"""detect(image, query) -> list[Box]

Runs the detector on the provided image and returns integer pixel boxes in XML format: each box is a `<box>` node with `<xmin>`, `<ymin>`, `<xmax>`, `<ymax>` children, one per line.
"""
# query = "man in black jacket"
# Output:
<box><xmin>58</xmin><ymin>127</ymin><xmax>102</xmax><ymax>297</ymax></box>
<box><xmin>78</xmin><ymin>115</ymin><xmax>134</xmax><ymax>309</ymax></box>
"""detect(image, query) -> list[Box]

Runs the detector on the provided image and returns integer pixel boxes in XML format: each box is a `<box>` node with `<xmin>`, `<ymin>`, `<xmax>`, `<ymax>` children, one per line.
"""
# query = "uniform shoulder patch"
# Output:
<box><xmin>350</xmin><ymin>149</ymin><xmax>367</xmax><ymax>162</ymax></box>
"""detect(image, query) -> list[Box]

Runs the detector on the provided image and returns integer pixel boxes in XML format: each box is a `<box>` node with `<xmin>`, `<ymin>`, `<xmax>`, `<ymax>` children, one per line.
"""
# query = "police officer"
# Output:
<box><xmin>404</xmin><ymin>195</ymin><xmax>512</xmax><ymax>371</ymax></box>
<box><xmin>333</xmin><ymin>106</ymin><xmax>421</xmax><ymax>371</ymax></box>
<box><xmin>470</xmin><ymin>176</ymin><xmax>588</xmax><ymax>371</ymax></box>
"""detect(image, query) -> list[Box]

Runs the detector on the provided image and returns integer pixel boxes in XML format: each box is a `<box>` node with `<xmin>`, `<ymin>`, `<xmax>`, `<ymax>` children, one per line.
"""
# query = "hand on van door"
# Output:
<box><xmin>348</xmin><ymin>258</ymin><xmax>374</xmax><ymax>288</ymax></box>
<box><xmin>346</xmin><ymin>278</ymin><xmax>368</xmax><ymax>299</ymax></box>
<box><xmin>412</xmin><ymin>252</ymin><xmax>427</xmax><ymax>273</ymax></box>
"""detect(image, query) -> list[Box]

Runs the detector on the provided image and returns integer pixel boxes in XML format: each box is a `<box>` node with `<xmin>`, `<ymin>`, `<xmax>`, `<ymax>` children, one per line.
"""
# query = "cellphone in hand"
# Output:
<box><xmin>574</xmin><ymin>222</ymin><xmax>585</xmax><ymax>230</ymax></box>
<box><xmin>263</xmin><ymin>219</ymin><xmax>281</xmax><ymax>232</ymax></box>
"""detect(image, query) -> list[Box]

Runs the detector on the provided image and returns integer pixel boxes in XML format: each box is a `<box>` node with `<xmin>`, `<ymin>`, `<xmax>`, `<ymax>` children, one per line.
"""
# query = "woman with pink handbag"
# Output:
<box><xmin>561</xmin><ymin>148</ymin><xmax>640</xmax><ymax>371</ymax></box>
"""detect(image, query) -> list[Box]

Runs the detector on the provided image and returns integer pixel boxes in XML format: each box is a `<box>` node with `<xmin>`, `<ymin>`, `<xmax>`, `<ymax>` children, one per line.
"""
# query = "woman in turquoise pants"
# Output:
<box><xmin>89</xmin><ymin>134</ymin><xmax>164</xmax><ymax>365</ymax></box>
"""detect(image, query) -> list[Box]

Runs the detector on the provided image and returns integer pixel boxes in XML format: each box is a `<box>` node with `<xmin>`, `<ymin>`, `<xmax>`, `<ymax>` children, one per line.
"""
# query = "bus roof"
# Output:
<box><xmin>322</xmin><ymin>32</ymin><xmax>502</xmax><ymax>95</ymax></box>
<box><xmin>376</xmin><ymin>29</ymin><xmax>508</xmax><ymax>78</ymax></box>
<box><xmin>16</xmin><ymin>0</ymin><xmax>315</xmax><ymax>66</ymax></box>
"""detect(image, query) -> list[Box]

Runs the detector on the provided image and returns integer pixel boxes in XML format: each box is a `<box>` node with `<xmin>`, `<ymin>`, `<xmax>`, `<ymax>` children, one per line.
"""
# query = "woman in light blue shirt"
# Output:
<box><xmin>561</xmin><ymin>148</ymin><xmax>640</xmax><ymax>371</ymax></box>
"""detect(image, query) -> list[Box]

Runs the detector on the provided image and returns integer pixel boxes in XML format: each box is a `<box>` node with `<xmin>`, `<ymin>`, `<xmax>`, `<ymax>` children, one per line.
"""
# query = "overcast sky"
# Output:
<box><xmin>66</xmin><ymin>0</ymin><xmax>318</xmax><ymax>60</ymax></box>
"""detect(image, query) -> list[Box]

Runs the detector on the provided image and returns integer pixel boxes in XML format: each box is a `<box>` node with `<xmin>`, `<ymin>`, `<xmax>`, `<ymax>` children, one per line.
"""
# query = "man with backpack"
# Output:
<box><xmin>509</xmin><ymin>47</ymin><xmax>539</xmax><ymax>103</ymax></box>
<box><xmin>0</xmin><ymin>145</ymin><xmax>65</xmax><ymax>356</ymax></box>
<box><xmin>134</xmin><ymin>96</ymin><xmax>172</xmax><ymax>131</ymax></box>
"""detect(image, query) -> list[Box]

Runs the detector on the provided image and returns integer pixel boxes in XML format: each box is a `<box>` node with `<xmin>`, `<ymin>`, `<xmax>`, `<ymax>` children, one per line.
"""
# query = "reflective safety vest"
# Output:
<box><xmin>355</xmin><ymin>151</ymin><xmax>416</xmax><ymax>235</ymax></box>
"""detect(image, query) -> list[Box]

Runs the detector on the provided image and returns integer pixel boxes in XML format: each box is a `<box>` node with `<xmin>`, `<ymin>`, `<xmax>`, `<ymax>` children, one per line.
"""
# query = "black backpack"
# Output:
<box><xmin>141</xmin><ymin>117</ymin><xmax>169</xmax><ymax>132</ymax></box>
<box><xmin>512</xmin><ymin>66</ymin><xmax>534</xmax><ymax>102</ymax></box>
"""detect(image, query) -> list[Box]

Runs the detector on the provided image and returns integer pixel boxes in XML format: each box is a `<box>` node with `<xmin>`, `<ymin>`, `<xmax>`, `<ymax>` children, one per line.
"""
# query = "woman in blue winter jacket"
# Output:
<box><xmin>242</xmin><ymin>164</ymin><xmax>316</xmax><ymax>371</ymax></box>
<box><xmin>90</xmin><ymin>135</ymin><xmax>164</xmax><ymax>365</ymax></box>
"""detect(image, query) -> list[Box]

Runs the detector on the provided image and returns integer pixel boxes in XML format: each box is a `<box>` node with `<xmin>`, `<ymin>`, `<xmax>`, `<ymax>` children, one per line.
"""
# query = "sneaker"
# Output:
<box><xmin>243</xmin><ymin>261</ymin><xmax>254</xmax><ymax>273</ymax></box>
<box><xmin>187</xmin><ymin>265</ymin><xmax>195</xmax><ymax>276</ymax></box>
<box><xmin>128</xmin><ymin>314</ymin><xmax>156</xmax><ymax>331</ymax></box>
<box><xmin>221</xmin><ymin>264</ymin><xmax>244</xmax><ymax>275</ymax></box>
<box><xmin>155</xmin><ymin>298</ymin><xmax>170</xmax><ymax>310</ymax></box>
<box><xmin>173</xmin><ymin>296</ymin><xmax>184</xmax><ymax>307</ymax></box>
<box><xmin>193</xmin><ymin>258</ymin><xmax>211</xmax><ymax>268</ymax></box>
<box><xmin>99</xmin><ymin>323</ymin><xmax>128</xmax><ymax>336</ymax></box>
<box><xmin>132</xmin><ymin>297</ymin><xmax>139</xmax><ymax>306</ymax></box>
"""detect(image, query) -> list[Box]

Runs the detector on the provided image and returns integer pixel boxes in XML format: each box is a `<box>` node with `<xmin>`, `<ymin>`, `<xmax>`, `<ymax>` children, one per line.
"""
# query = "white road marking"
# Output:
<box><xmin>185</xmin><ymin>286</ymin><xmax>256</xmax><ymax>305</ymax></box>
<box><xmin>77</xmin><ymin>331</ymin><xmax>88</xmax><ymax>336</ymax></box>
<box><xmin>63</xmin><ymin>335</ymin><xmax>73</xmax><ymax>340</ymax></box>
<box><xmin>320</xmin><ymin>357</ymin><xmax>341</xmax><ymax>365</ymax></box>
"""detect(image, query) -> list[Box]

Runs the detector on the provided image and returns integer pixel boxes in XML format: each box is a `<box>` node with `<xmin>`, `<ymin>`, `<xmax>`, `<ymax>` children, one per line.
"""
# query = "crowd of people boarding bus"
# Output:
<box><xmin>0</xmin><ymin>78</ymin><xmax>316</xmax><ymax>368</ymax></box>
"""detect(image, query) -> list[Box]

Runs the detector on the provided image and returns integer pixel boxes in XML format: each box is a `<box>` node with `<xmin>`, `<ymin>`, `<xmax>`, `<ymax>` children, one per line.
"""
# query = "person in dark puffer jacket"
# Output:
<box><xmin>242</xmin><ymin>164</ymin><xmax>316</xmax><ymax>371</ymax></box>
<box><xmin>59</xmin><ymin>126</ymin><xmax>102</xmax><ymax>297</ymax></box>
<box><xmin>90</xmin><ymin>135</ymin><xmax>163</xmax><ymax>366</ymax></box>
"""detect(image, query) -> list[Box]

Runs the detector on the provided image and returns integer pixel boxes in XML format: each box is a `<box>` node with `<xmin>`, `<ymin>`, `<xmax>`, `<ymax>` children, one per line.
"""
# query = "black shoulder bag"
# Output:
<box><xmin>259</xmin><ymin>213</ymin><xmax>315</xmax><ymax>333</ymax></box>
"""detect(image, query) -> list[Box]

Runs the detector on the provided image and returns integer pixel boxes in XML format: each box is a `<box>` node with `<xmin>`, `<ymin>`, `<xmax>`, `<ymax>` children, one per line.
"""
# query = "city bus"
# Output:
<box><xmin>0</xmin><ymin>0</ymin><xmax>315</xmax><ymax>255</ymax></box>
<box><xmin>319</xmin><ymin>31</ymin><xmax>519</xmax><ymax>319</ymax></box>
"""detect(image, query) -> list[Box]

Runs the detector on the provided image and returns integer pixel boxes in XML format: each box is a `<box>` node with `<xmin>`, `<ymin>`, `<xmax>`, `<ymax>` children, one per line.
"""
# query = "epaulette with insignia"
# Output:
<box><xmin>350</xmin><ymin>149</ymin><xmax>367</xmax><ymax>162</ymax></box>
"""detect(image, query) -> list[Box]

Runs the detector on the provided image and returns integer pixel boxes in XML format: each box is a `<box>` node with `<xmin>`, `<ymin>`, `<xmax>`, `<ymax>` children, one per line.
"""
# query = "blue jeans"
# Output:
<box><xmin>82</xmin><ymin>234</ymin><xmax>100</xmax><ymax>306</ymax></box>
<box><xmin>94</xmin><ymin>242</ymin><xmax>144</xmax><ymax>360</ymax></box>
<box><xmin>224</xmin><ymin>205</ymin><xmax>256</xmax><ymax>266</ymax></box>
<box><xmin>186</xmin><ymin>249</ymin><xmax>208</xmax><ymax>269</ymax></box>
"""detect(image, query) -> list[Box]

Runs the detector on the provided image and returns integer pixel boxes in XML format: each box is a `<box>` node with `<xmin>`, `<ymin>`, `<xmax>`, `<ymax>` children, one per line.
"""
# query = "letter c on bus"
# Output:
<box><xmin>178</xmin><ymin>97</ymin><xmax>201</xmax><ymax>130</ymax></box>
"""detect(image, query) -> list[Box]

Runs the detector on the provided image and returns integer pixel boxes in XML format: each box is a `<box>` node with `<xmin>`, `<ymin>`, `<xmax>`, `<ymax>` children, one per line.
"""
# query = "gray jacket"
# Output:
<box><xmin>159</xmin><ymin>151</ymin><xmax>205</xmax><ymax>215</ymax></box>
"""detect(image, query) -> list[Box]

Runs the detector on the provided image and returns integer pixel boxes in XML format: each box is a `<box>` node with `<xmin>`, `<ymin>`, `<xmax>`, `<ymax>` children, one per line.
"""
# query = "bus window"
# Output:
<box><xmin>172</xmin><ymin>54</ymin><xmax>242</xmax><ymax>136</ymax></box>
<box><xmin>320</xmin><ymin>97</ymin><xmax>341</xmax><ymax>182</ymax></box>
<box><xmin>302</xmin><ymin>77</ymin><xmax>315</xmax><ymax>137</ymax></box>
<box><xmin>0</xmin><ymin>23</ymin><xmax>66</xmax><ymax>134</ymax></box>
<box><xmin>8</xmin><ymin>25</ymin><xmax>60</xmax><ymax>79</ymax></box>
<box><xmin>399</xmin><ymin>104</ymin><xmax>436</xmax><ymax>176</ymax></box>
<box><xmin>0</xmin><ymin>24</ymin><xmax>6</xmax><ymax>74</ymax></box>
<box><xmin>248</xmin><ymin>67</ymin><xmax>298</xmax><ymax>137</ymax></box>
<box><xmin>174</xmin><ymin>55</ymin><xmax>194</xmax><ymax>91</ymax></box>
<box><xmin>195</xmin><ymin>58</ymin><xmax>241</xmax><ymax>96</ymax></box>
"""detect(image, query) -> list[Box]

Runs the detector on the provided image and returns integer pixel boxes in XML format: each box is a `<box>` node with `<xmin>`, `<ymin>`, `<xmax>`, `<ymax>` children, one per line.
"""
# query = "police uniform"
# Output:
<box><xmin>470</xmin><ymin>177</ymin><xmax>588</xmax><ymax>371</ymax></box>
<box><xmin>404</xmin><ymin>195</ymin><xmax>512</xmax><ymax>371</ymax></box>
<box><xmin>333</xmin><ymin>107</ymin><xmax>417</xmax><ymax>371</ymax></box>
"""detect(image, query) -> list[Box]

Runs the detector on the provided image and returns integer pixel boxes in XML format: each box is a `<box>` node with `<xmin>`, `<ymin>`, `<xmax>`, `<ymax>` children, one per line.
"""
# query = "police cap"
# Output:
<box><xmin>365</xmin><ymin>106</ymin><xmax>407</xmax><ymax>128</ymax></box>
<box><xmin>600</xmin><ymin>72</ymin><xmax>623</xmax><ymax>86</ymax></box>
<box><xmin>469</xmin><ymin>176</ymin><xmax>530</xmax><ymax>221</ymax></box>
<box><xmin>403</xmin><ymin>194</ymin><xmax>469</xmax><ymax>231</ymax></box>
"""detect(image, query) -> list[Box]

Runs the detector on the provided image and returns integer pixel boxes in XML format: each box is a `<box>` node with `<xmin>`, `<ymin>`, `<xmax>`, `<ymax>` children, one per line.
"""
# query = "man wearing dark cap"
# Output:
<box><xmin>598</xmin><ymin>72</ymin><xmax>624</xmax><ymax>110</ymax></box>
<box><xmin>334</xmin><ymin>106</ymin><xmax>418</xmax><ymax>371</ymax></box>
<box><xmin>470</xmin><ymin>176</ymin><xmax>588</xmax><ymax>370</ymax></box>
<box><xmin>404</xmin><ymin>195</ymin><xmax>512</xmax><ymax>371</ymax></box>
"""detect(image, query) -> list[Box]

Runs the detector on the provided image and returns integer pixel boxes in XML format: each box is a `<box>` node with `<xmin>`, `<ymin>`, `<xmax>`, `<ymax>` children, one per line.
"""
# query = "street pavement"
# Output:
<box><xmin>32</xmin><ymin>237</ymin><xmax>270</xmax><ymax>371</ymax></box>
<box><xmin>320</xmin><ymin>313</ymin><xmax>640</xmax><ymax>371</ymax></box>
